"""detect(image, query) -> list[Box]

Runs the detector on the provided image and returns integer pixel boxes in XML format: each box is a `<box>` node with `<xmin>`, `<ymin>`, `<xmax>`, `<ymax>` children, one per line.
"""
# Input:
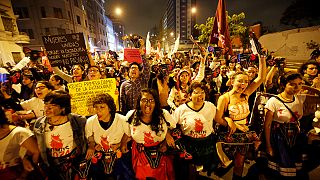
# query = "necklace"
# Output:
<box><xmin>48</xmin><ymin>117</ymin><xmax>67</xmax><ymax>131</ymax></box>
<box><xmin>49</xmin><ymin>116</ymin><xmax>67</xmax><ymax>125</ymax></box>
<box><xmin>279</xmin><ymin>93</ymin><xmax>293</xmax><ymax>102</ymax></box>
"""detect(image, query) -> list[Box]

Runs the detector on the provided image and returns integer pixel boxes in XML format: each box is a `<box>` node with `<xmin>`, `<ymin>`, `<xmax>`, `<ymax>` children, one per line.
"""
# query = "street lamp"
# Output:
<box><xmin>115</xmin><ymin>7</ymin><xmax>122</xmax><ymax>16</ymax></box>
<box><xmin>191</xmin><ymin>7</ymin><xmax>197</xmax><ymax>14</ymax></box>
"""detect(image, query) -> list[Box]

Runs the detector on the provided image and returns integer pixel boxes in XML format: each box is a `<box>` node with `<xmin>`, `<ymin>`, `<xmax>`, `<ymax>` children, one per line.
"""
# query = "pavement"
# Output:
<box><xmin>198</xmin><ymin>160</ymin><xmax>320</xmax><ymax>180</ymax></box>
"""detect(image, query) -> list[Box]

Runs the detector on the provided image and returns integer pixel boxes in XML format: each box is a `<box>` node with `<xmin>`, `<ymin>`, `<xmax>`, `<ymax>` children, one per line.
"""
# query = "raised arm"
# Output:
<box><xmin>52</xmin><ymin>67</ymin><xmax>73</xmax><ymax>83</ymax></box>
<box><xmin>193</xmin><ymin>53</ymin><xmax>206</xmax><ymax>83</ymax></box>
<box><xmin>87</xmin><ymin>50</ymin><xmax>95</xmax><ymax>66</ymax></box>
<box><xmin>244</xmin><ymin>55</ymin><xmax>266</xmax><ymax>96</ymax></box>
<box><xmin>167</xmin><ymin>88</ymin><xmax>178</xmax><ymax>111</ymax></box>
<box><xmin>265</xmin><ymin>65</ymin><xmax>277</xmax><ymax>86</ymax></box>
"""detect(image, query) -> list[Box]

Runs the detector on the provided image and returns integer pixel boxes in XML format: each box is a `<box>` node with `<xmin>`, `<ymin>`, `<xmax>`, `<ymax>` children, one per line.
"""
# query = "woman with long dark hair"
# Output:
<box><xmin>264</xmin><ymin>72</ymin><xmax>320</xmax><ymax>179</ymax></box>
<box><xmin>121</xmin><ymin>89</ymin><xmax>176</xmax><ymax>180</ymax></box>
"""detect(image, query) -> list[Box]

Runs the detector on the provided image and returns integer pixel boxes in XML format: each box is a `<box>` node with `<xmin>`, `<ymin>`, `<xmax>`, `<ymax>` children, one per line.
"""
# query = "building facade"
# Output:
<box><xmin>83</xmin><ymin>0</ymin><xmax>107</xmax><ymax>51</ymax></box>
<box><xmin>163</xmin><ymin>0</ymin><xmax>196</xmax><ymax>51</ymax></box>
<box><xmin>11</xmin><ymin>0</ymin><xmax>109</xmax><ymax>52</ymax></box>
<box><xmin>109</xmin><ymin>15</ymin><xmax>124</xmax><ymax>51</ymax></box>
<box><xmin>104</xmin><ymin>15</ymin><xmax>116</xmax><ymax>51</ymax></box>
<box><xmin>0</xmin><ymin>0</ymin><xmax>29</xmax><ymax>66</ymax></box>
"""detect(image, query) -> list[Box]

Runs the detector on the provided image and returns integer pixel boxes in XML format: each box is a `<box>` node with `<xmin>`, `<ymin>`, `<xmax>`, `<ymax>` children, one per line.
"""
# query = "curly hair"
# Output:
<box><xmin>298</xmin><ymin>60</ymin><xmax>319</xmax><ymax>76</ymax></box>
<box><xmin>128</xmin><ymin>88</ymin><xmax>165</xmax><ymax>134</ymax></box>
<box><xmin>92</xmin><ymin>93</ymin><xmax>116</xmax><ymax>122</ymax></box>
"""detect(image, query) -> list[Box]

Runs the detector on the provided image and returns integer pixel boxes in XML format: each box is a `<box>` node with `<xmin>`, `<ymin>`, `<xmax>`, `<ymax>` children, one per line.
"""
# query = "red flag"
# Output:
<box><xmin>209</xmin><ymin>0</ymin><xmax>233</xmax><ymax>55</ymax></box>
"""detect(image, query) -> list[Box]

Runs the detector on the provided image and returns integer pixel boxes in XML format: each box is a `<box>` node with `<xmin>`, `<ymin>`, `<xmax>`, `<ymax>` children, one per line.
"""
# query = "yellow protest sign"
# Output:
<box><xmin>68</xmin><ymin>78</ymin><xmax>117</xmax><ymax>116</ymax></box>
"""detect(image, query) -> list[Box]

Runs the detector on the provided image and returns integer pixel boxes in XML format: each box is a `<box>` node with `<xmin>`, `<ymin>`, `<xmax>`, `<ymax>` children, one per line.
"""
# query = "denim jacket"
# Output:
<box><xmin>33</xmin><ymin>113</ymin><xmax>87</xmax><ymax>166</ymax></box>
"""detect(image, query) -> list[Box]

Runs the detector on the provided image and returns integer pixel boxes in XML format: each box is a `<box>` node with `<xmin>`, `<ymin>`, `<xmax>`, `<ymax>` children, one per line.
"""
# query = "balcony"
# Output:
<box><xmin>12</xmin><ymin>32</ymin><xmax>30</xmax><ymax>44</ymax></box>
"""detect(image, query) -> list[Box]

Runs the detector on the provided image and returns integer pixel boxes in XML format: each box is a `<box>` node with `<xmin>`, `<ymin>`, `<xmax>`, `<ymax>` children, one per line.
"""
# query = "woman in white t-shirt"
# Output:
<box><xmin>33</xmin><ymin>90</ymin><xmax>87</xmax><ymax>179</ymax></box>
<box><xmin>264</xmin><ymin>72</ymin><xmax>320</xmax><ymax>178</ymax></box>
<box><xmin>173</xmin><ymin>82</ymin><xmax>229</xmax><ymax>178</ymax></box>
<box><xmin>11</xmin><ymin>81</ymin><xmax>54</xmax><ymax>127</ymax></box>
<box><xmin>121</xmin><ymin>89</ymin><xmax>176</xmax><ymax>180</ymax></box>
<box><xmin>0</xmin><ymin>106</ymin><xmax>39</xmax><ymax>179</ymax></box>
<box><xmin>85</xmin><ymin>93</ymin><xmax>134</xmax><ymax>179</ymax></box>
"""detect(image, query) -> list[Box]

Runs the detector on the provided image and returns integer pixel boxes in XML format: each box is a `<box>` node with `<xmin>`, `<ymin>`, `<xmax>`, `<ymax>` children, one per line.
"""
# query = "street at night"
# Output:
<box><xmin>0</xmin><ymin>0</ymin><xmax>320</xmax><ymax>179</ymax></box>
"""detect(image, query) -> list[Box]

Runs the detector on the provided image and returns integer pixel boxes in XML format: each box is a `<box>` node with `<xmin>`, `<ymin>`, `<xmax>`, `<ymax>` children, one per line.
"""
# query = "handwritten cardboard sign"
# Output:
<box><xmin>42</xmin><ymin>33</ymin><xmax>89</xmax><ymax>67</ymax></box>
<box><xmin>124</xmin><ymin>48</ymin><xmax>142</xmax><ymax>63</ymax></box>
<box><xmin>67</xmin><ymin>78</ymin><xmax>117</xmax><ymax>116</ymax></box>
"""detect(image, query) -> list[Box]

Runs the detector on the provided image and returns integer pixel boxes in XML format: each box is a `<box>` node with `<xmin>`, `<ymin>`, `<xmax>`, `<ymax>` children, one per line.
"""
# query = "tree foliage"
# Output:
<box><xmin>194</xmin><ymin>12</ymin><xmax>248</xmax><ymax>45</ymax></box>
<box><xmin>280</xmin><ymin>0</ymin><xmax>320</xmax><ymax>27</ymax></box>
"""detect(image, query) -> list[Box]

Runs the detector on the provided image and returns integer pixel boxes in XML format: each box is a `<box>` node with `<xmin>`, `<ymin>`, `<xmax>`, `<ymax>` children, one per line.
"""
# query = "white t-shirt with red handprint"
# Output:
<box><xmin>44</xmin><ymin>122</ymin><xmax>75</xmax><ymax>158</ymax></box>
<box><xmin>173</xmin><ymin>101</ymin><xmax>216</xmax><ymax>138</ymax></box>
<box><xmin>124</xmin><ymin>109</ymin><xmax>176</xmax><ymax>145</ymax></box>
<box><xmin>265</xmin><ymin>94</ymin><xmax>306</xmax><ymax>123</ymax></box>
<box><xmin>85</xmin><ymin>113</ymin><xmax>128</xmax><ymax>151</ymax></box>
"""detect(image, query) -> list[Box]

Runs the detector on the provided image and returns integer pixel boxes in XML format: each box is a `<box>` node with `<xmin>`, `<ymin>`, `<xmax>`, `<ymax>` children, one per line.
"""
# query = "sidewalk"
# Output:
<box><xmin>199</xmin><ymin>160</ymin><xmax>320</xmax><ymax>179</ymax></box>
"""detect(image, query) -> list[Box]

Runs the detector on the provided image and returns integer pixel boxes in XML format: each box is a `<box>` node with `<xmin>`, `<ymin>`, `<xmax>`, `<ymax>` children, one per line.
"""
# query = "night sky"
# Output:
<box><xmin>106</xmin><ymin>0</ymin><xmax>296</xmax><ymax>37</ymax></box>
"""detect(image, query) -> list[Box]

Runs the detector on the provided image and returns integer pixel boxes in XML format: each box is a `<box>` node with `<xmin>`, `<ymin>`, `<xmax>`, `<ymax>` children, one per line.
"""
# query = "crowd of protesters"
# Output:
<box><xmin>1</xmin><ymin>38</ymin><xmax>320</xmax><ymax>180</ymax></box>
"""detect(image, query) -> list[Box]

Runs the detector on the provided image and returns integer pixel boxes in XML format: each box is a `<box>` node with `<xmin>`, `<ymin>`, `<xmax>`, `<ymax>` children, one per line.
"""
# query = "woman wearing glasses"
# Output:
<box><xmin>86</xmin><ymin>65</ymin><xmax>102</xmax><ymax>81</ymax></box>
<box><xmin>33</xmin><ymin>90</ymin><xmax>87</xmax><ymax>180</ymax></box>
<box><xmin>8</xmin><ymin>81</ymin><xmax>54</xmax><ymax>128</ymax></box>
<box><xmin>121</xmin><ymin>89</ymin><xmax>176</xmax><ymax>180</ymax></box>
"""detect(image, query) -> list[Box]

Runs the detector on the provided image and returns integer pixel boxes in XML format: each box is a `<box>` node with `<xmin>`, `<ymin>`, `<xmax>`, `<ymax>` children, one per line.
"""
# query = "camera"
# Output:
<box><xmin>274</xmin><ymin>57</ymin><xmax>285</xmax><ymax>67</ymax></box>
<box><xmin>0</xmin><ymin>73</ymin><xmax>12</xmax><ymax>95</ymax></box>
<box><xmin>274</xmin><ymin>57</ymin><xmax>286</xmax><ymax>76</ymax></box>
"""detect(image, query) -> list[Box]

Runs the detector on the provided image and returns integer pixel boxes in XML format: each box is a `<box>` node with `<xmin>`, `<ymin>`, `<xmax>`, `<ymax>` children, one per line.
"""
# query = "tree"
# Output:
<box><xmin>194</xmin><ymin>12</ymin><xmax>248</xmax><ymax>47</ymax></box>
<box><xmin>280</xmin><ymin>0</ymin><xmax>320</xmax><ymax>28</ymax></box>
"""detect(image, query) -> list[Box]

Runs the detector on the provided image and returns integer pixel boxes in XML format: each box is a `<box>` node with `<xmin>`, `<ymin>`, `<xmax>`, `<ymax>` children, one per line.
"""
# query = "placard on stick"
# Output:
<box><xmin>42</xmin><ymin>33</ymin><xmax>89</xmax><ymax>67</ymax></box>
<box><xmin>124</xmin><ymin>48</ymin><xmax>142</xmax><ymax>63</ymax></box>
<box><xmin>67</xmin><ymin>79</ymin><xmax>117</xmax><ymax>116</ymax></box>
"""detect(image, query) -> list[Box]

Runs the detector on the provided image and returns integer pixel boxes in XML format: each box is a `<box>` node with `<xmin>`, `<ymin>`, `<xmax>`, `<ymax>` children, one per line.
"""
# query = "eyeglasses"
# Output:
<box><xmin>89</xmin><ymin>69</ymin><xmax>99</xmax><ymax>73</ymax></box>
<box><xmin>140</xmin><ymin>98</ymin><xmax>155</xmax><ymax>104</ymax></box>
<box><xmin>35</xmin><ymin>86</ymin><xmax>47</xmax><ymax>90</ymax></box>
